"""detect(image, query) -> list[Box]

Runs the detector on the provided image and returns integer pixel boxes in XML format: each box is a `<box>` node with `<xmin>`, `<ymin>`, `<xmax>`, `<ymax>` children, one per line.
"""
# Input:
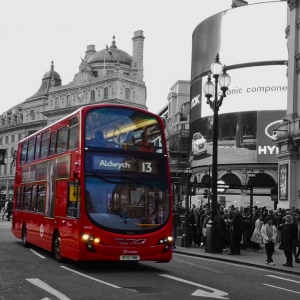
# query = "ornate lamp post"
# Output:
<box><xmin>203</xmin><ymin>53</ymin><xmax>231</xmax><ymax>253</ymax></box>
<box><xmin>248</xmin><ymin>169</ymin><xmax>256</xmax><ymax>220</ymax></box>
<box><xmin>184</xmin><ymin>167</ymin><xmax>193</xmax><ymax>247</ymax></box>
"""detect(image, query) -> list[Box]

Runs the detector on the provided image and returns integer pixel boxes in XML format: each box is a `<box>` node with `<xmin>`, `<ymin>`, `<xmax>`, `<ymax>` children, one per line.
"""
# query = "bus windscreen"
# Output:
<box><xmin>85</xmin><ymin>176</ymin><xmax>170</xmax><ymax>232</ymax></box>
<box><xmin>85</xmin><ymin>107</ymin><xmax>163</xmax><ymax>153</ymax></box>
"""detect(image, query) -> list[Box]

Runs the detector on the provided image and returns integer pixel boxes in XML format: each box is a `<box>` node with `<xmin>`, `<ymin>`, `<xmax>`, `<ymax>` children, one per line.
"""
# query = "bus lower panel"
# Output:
<box><xmin>61</xmin><ymin>244</ymin><xmax>172</xmax><ymax>262</ymax></box>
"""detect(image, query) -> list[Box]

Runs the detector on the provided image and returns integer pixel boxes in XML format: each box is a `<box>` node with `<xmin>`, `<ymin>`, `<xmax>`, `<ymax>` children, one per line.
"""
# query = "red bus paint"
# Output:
<box><xmin>12</xmin><ymin>104</ymin><xmax>173</xmax><ymax>262</ymax></box>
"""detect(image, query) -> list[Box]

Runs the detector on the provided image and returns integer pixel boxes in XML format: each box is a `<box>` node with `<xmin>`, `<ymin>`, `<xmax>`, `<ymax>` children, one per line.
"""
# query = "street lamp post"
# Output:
<box><xmin>248</xmin><ymin>169</ymin><xmax>256</xmax><ymax>220</ymax></box>
<box><xmin>203</xmin><ymin>53</ymin><xmax>231</xmax><ymax>253</ymax></box>
<box><xmin>184</xmin><ymin>167</ymin><xmax>193</xmax><ymax>247</ymax></box>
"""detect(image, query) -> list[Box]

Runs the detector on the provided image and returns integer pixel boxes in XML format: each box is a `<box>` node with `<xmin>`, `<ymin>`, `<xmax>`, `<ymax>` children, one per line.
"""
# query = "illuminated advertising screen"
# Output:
<box><xmin>190</xmin><ymin>1</ymin><xmax>287</xmax><ymax>167</ymax></box>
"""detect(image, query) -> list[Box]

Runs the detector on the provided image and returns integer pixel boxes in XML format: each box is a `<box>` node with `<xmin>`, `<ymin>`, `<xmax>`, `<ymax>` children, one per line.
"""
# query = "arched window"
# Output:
<box><xmin>104</xmin><ymin>87</ymin><xmax>108</xmax><ymax>99</ymax></box>
<box><xmin>125</xmin><ymin>88</ymin><xmax>130</xmax><ymax>100</ymax></box>
<box><xmin>91</xmin><ymin>90</ymin><xmax>95</xmax><ymax>102</ymax></box>
<box><xmin>220</xmin><ymin>174</ymin><xmax>241</xmax><ymax>186</ymax></box>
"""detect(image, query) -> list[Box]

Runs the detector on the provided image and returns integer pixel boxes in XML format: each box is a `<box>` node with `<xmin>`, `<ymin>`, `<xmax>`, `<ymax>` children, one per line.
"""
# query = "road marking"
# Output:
<box><xmin>60</xmin><ymin>266</ymin><xmax>121</xmax><ymax>288</ymax></box>
<box><xmin>30</xmin><ymin>249</ymin><xmax>46</xmax><ymax>259</ymax></box>
<box><xmin>173</xmin><ymin>257</ymin><xmax>225</xmax><ymax>274</ymax></box>
<box><xmin>174</xmin><ymin>253</ymin><xmax>300</xmax><ymax>278</ymax></box>
<box><xmin>159</xmin><ymin>274</ymin><xmax>229</xmax><ymax>299</ymax></box>
<box><xmin>263</xmin><ymin>283</ymin><xmax>300</xmax><ymax>294</ymax></box>
<box><xmin>266</xmin><ymin>275</ymin><xmax>300</xmax><ymax>284</ymax></box>
<box><xmin>26</xmin><ymin>278</ymin><xmax>71</xmax><ymax>300</ymax></box>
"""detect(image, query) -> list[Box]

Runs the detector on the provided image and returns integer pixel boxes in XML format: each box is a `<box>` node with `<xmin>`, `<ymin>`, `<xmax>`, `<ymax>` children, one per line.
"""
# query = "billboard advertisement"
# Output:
<box><xmin>190</xmin><ymin>1</ymin><xmax>287</xmax><ymax>167</ymax></box>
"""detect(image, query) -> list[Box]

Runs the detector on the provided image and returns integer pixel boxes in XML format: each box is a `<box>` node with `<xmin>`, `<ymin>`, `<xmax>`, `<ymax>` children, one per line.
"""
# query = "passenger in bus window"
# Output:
<box><xmin>93</xmin><ymin>130</ymin><xmax>106</xmax><ymax>147</ymax></box>
<box><xmin>123</xmin><ymin>131</ymin><xmax>135</xmax><ymax>150</ymax></box>
<box><xmin>136</xmin><ymin>132</ymin><xmax>155</xmax><ymax>152</ymax></box>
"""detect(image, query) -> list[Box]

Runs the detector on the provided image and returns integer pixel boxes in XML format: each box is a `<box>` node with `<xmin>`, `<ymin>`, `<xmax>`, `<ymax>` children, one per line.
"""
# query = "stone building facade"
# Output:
<box><xmin>0</xmin><ymin>30</ymin><xmax>146</xmax><ymax>206</ymax></box>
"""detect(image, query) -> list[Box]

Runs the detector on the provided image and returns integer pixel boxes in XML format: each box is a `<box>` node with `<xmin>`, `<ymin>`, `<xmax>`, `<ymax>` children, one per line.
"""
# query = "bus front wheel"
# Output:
<box><xmin>53</xmin><ymin>233</ymin><xmax>65</xmax><ymax>263</ymax></box>
<box><xmin>22</xmin><ymin>226</ymin><xmax>29</xmax><ymax>248</ymax></box>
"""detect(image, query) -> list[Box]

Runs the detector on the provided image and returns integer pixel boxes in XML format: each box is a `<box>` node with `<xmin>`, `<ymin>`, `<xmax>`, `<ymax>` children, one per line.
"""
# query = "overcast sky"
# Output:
<box><xmin>0</xmin><ymin>0</ymin><xmax>280</xmax><ymax>115</ymax></box>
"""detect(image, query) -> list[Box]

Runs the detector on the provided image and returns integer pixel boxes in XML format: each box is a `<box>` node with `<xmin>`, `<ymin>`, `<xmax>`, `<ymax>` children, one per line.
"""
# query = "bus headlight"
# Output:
<box><xmin>157</xmin><ymin>236</ymin><xmax>173</xmax><ymax>253</ymax></box>
<box><xmin>82</xmin><ymin>234</ymin><xmax>90</xmax><ymax>241</ymax></box>
<box><xmin>157</xmin><ymin>236</ymin><xmax>173</xmax><ymax>245</ymax></box>
<box><xmin>81</xmin><ymin>234</ymin><xmax>101</xmax><ymax>244</ymax></box>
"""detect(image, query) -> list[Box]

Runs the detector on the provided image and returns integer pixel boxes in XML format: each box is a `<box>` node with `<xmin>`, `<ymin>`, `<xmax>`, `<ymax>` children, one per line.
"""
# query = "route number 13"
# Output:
<box><xmin>142</xmin><ymin>162</ymin><xmax>152</xmax><ymax>173</ymax></box>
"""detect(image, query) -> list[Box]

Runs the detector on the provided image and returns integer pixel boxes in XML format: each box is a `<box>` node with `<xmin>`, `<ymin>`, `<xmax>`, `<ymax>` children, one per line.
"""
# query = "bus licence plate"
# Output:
<box><xmin>120</xmin><ymin>255</ymin><xmax>140</xmax><ymax>261</ymax></box>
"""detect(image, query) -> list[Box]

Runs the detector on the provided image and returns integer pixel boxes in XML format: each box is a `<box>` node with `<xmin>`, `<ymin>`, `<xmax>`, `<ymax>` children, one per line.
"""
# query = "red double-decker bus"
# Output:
<box><xmin>12</xmin><ymin>104</ymin><xmax>173</xmax><ymax>262</ymax></box>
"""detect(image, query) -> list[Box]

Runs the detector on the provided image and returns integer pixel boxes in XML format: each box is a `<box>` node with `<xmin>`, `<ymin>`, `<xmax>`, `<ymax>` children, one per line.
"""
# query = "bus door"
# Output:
<box><xmin>56</xmin><ymin>180</ymin><xmax>80</xmax><ymax>250</ymax></box>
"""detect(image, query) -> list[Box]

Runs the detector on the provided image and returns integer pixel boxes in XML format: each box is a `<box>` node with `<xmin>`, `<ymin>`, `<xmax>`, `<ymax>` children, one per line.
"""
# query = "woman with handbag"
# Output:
<box><xmin>251</xmin><ymin>214</ymin><xmax>264</xmax><ymax>252</ymax></box>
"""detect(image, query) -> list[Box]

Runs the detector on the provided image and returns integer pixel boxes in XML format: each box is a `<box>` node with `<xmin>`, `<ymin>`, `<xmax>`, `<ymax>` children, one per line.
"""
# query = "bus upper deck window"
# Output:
<box><xmin>20</xmin><ymin>142</ymin><xmax>27</xmax><ymax>165</ymax></box>
<box><xmin>49</xmin><ymin>132</ymin><xmax>57</xmax><ymax>156</ymax></box>
<box><xmin>40</xmin><ymin>131</ymin><xmax>49</xmax><ymax>159</ymax></box>
<box><xmin>68</xmin><ymin>117</ymin><xmax>79</xmax><ymax>150</ymax></box>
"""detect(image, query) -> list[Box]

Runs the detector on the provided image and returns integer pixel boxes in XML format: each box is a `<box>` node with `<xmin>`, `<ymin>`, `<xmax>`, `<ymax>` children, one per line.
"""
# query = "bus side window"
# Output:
<box><xmin>56</xmin><ymin>126</ymin><xmax>68</xmax><ymax>154</ymax></box>
<box><xmin>40</xmin><ymin>131</ymin><xmax>49</xmax><ymax>159</ymax></box>
<box><xmin>20</xmin><ymin>142</ymin><xmax>27</xmax><ymax>165</ymax></box>
<box><xmin>30</xmin><ymin>185</ymin><xmax>37</xmax><ymax>212</ymax></box>
<box><xmin>68</xmin><ymin>117</ymin><xmax>79</xmax><ymax>150</ymax></box>
<box><xmin>16</xmin><ymin>186</ymin><xmax>22</xmax><ymax>209</ymax></box>
<box><xmin>23</xmin><ymin>186</ymin><xmax>32</xmax><ymax>211</ymax></box>
<box><xmin>34</xmin><ymin>134</ymin><xmax>41</xmax><ymax>160</ymax></box>
<box><xmin>67</xmin><ymin>181</ymin><xmax>80</xmax><ymax>218</ymax></box>
<box><xmin>49</xmin><ymin>131</ymin><xmax>57</xmax><ymax>156</ymax></box>
<box><xmin>36</xmin><ymin>185</ymin><xmax>46</xmax><ymax>213</ymax></box>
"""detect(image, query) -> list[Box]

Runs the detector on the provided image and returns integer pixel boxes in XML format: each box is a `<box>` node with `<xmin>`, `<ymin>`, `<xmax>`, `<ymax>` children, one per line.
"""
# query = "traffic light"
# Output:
<box><xmin>190</xmin><ymin>188</ymin><xmax>196</xmax><ymax>196</ymax></box>
<box><xmin>203</xmin><ymin>189</ymin><xmax>208</xmax><ymax>198</ymax></box>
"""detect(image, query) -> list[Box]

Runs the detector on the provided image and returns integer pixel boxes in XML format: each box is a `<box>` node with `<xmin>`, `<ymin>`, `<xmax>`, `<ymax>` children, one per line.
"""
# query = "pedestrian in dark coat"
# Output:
<box><xmin>279</xmin><ymin>215</ymin><xmax>298</xmax><ymax>267</ymax></box>
<box><xmin>218</xmin><ymin>211</ymin><xmax>227</xmax><ymax>251</ymax></box>
<box><xmin>228</xmin><ymin>207</ymin><xmax>243</xmax><ymax>255</ymax></box>
<box><xmin>6</xmin><ymin>199</ymin><xmax>13</xmax><ymax>221</ymax></box>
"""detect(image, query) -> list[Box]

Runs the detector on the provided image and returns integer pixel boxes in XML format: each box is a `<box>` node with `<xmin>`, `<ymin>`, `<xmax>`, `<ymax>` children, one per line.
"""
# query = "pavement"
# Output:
<box><xmin>173</xmin><ymin>243</ymin><xmax>300</xmax><ymax>276</ymax></box>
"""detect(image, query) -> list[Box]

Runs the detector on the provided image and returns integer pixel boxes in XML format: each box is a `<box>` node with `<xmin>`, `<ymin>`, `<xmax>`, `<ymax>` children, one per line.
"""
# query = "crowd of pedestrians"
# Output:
<box><xmin>173</xmin><ymin>204</ymin><xmax>300</xmax><ymax>267</ymax></box>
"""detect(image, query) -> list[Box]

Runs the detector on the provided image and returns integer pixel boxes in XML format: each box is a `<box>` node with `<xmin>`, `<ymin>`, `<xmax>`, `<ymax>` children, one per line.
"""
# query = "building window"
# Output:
<box><xmin>55</xmin><ymin>97</ymin><xmax>59</xmax><ymax>108</ymax></box>
<box><xmin>0</xmin><ymin>137</ymin><xmax>2</xmax><ymax>144</ymax></box>
<box><xmin>123</xmin><ymin>72</ymin><xmax>130</xmax><ymax>76</ymax></box>
<box><xmin>125</xmin><ymin>88</ymin><xmax>130</xmax><ymax>100</ymax></box>
<box><xmin>93</xmin><ymin>71</ymin><xmax>98</xmax><ymax>77</ymax></box>
<box><xmin>90</xmin><ymin>90</ymin><xmax>95</xmax><ymax>102</ymax></box>
<box><xmin>107</xmin><ymin>70</ymin><xmax>113</xmax><ymax>75</ymax></box>
<box><xmin>4</xmin><ymin>164</ymin><xmax>7</xmax><ymax>175</ymax></box>
<box><xmin>5</xmin><ymin>136</ymin><xmax>8</xmax><ymax>144</ymax></box>
<box><xmin>11</xmin><ymin>135</ymin><xmax>14</xmax><ymax>142</ymax></box>
<box><xmin>66</xmin><ymin>95</ymin><xmax>71</xmax><ymax>107</ymax></box>
<box><xmin>104</xmin><ymin>87</ymin><xmax>108</xmax><ymax>99</ymax></box>
<box><xmin>10</xmin><ymin>163</ymin><xmax>13</xmax><ymax>175</ymax></box>
<box><xmin>18</xmin><ymin>133</ymin><xmax>22</xmax><ymax>141</ymax></box>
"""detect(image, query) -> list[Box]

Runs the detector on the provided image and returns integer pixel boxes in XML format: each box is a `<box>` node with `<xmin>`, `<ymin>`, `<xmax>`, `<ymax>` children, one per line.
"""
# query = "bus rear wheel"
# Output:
<box><xmin>22</xmin><ymin>226</ymin><xmax>29</xmax><ymax>248</ymax></box>
<box><xmin>53</xmin><ymin>233</ymin><xmax>65</xmax><ymax>263</ymax></box>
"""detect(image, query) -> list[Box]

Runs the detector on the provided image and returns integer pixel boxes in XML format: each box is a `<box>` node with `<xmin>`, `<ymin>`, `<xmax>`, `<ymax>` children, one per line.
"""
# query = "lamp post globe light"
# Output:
<box><xmin>183</xmin><ymin>167</ymin><xmax>193</xmax><ymax>247</ymax></box>
<box><xmin>203</xmin><ymin>53</ymin><xmax>231</xmax><ymax>253</ymax></box>
<box><xmin>248</xmin><ymin>169</ymin><xmax>256</xmax><ymax>220</ymax></box>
